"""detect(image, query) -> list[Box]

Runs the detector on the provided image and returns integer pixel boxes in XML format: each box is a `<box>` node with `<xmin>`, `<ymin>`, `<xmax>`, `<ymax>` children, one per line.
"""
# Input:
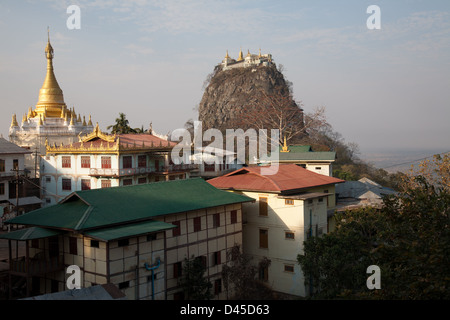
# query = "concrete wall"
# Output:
<box><xmin>240</xmin><ymin>190</ymin><xmax>329</xmax><ymax>297</ymax></box>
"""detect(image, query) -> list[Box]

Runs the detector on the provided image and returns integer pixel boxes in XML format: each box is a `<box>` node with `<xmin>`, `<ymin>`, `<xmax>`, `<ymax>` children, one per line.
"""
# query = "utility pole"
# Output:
<box><xmin>11</xmin><ymin>166</ymin><xmax>24</xmax><ymax>216</ymax></box>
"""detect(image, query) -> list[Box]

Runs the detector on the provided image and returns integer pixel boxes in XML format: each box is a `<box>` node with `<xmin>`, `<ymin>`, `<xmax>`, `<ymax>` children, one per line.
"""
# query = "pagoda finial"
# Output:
<box><xmin>237</xmin><ymin>48</ymin><xmax>244</xmax><ymax>61</ymax></box>
<box><xmin>10</xmin><ymin>114</ymin><xmax>19</xmax><ymax>127</ymax></box>
<box><xmin>88</xmin><ymin>115</ymin><xmax>93</xmax><ymax>126</ymax></box>
<box><xmin>281</xmin><ymin>136</ymin><xmax>290</xmax><ymax>152</ymax></box>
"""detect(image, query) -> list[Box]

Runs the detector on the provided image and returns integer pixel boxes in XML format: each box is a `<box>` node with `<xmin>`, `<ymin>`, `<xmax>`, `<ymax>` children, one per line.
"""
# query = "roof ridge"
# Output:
<box><xmin>249</xmin><ymin>167</ymin><xmax>283</xmax><ymax>191</ymax></box>
<box><xmin>74</xmin><ymin>206</ymin><xmax>94</xmax><ymax>230</ymax></box>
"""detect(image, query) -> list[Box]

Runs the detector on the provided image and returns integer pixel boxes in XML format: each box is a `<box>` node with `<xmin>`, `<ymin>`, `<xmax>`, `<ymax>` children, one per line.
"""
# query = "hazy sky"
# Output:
<box><xmin>1</xmin><ymin>0</ymin><xmax>449</xmax><ymax>157</ymax></box>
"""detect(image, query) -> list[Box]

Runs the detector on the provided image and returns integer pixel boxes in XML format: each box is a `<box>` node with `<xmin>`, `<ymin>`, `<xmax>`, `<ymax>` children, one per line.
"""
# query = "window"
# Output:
<box><xmin>285</xmin><ymin>199</ymin><xmax>294</xmax><ymax>205</ymax></box>
<box><xmin>69</xmin><ymin>237</ymin><xmax>78</xmax><ymax>255</ymax></box>
<box><xmin>81</xmin><ymin>179</ymin><xmax>91</xmax><ymax>191</ymax></box>
<box><xmin>285</xmin><ymin>232</ymin><xmax>295</xmax><ymax>240</ymax></box>
<box><xmin>259</xmin><ymin>229</ymin><xmax>268</xmax><ymax>249</ymax></box>
<box><xmin>259</xmin><ymin>265</ymin><xmax>269</xmax><ymax>282</ymax></box>
<box><xmin>230</xmin><ymin>210</ymin><xmax>237</xmax><ymax>224</ymax></box>
<box><xmin>0</xmin><ymin>159</ymin><xmax>4</xmax><ymax>172</ymax></box>
<box><xmin>319</xmin><ymin>197</ymin><xmax>324</xmax><ymax>203</ymax></box>
<box><xmin>154</xmin><ymin>160</ymin><xmax>160</xmax><ymax>171</ymax></box>
<box><xmin>259</xmin><ymin>197</ymin><xmax>268</xmax><ymax>216</ymax></box>
<box><xmin>138</xmin><ymin>155</ymin><xmax>147</xmax><ymax>168</ymax></box>
<box><xmin>173</xmin><ymin>262</ymin><xmax>183</xmax><ymax>278</ymax></box>
<box><xmin>13</xmin><ymin>159</ymin><xmax>19</xmax><ymax>170</ymax></box>
<box><xmin>172</xmin><ymin>221</ymin><xmax>181</xmax><ymax>237</ymax></box>
<box><xmin>123</xmin><ymin>179</ymin><xmax>133</xmax><ymax>186</ymax></box>
<box><xmin>195</xmin><ymin>256</ymin><xmax>207</xmax><ymax>268</ymax></box>
<box><xmin>308</xmin><ymin>199</ymin><xmax>313</xmax><ymax>204</ymax></box>
<box><xmin>213</xmin><ymin>251</ymin><xmax>221</xmax><ymax>266</ymax></box>
<box><xmin>214</xmin><ymin>279</ymin><xmax>222</xmax><ymax>295</ymax></box>
<box><xmin>122</xmin><ymin>156</ymin><xmax>132</xmax><ymax>169</ymax></box>
<box><xmin>81</xmin><ymin>156</ymin><xmax>90</xmax><ymax>168</ymax></box>
<box><xmin>204</xmin><ymin>163</ymin><xmax>215</xmax><ymax>172</ymax></box>
<box><xmin>101</xmin><ymin>156</ymin><xmax>112</xmax><ymax>169</ymax></box>
<box><xmin>284</xmin><ymin>265</ymin><xmax>295</xmax><ymax>273</ymax></box>
<box><xmin>138</xmin><ymin>177</ymin><xmax>147</xmax><ymax>184</ymax></box>
<box><xmin>315</xmin><ymin>167</ymin><xmax>322</xmax><ymax>170</ymax></box>
<box><xmin>62</xmin><ymin>156</ymin><xmax>71</xmax><ymax>168</ymax></box>
<box><xmin>31</xmin><ymin>239</ymin><xmax>39</xmax><ymax>249</ymax></box>
<box><xmin>193</xmin><ymin>217</ymin><xmax>201</xmax><ymax>232</ymax></box>
<box><xmin>101</xmin><ymin>180</ymin><xmax>111</xmax><ymax>188</ymax></box>
<box><xmin>213</xmin><ymin>213</ymin><xmax>220</xmax><ymax>228</ymax></box>
<box><xmin>62</xmin><ymin>178</ymin><xmax>71</xmax><ymax>191</ymax></box>
<box><xmin>90</xmin><ymin>240</ymin><xmax>99</xmax><ymax>248</ymax></box>
<box><xmin>45</xmin><ymin>176</ymin><xmax>51</xmax><ymax>183</ymax></box>
<box><xmin>147</xmin><ymin>234</ymin><xmax>157</xmax><ymax>241</ymax></box>
<box><xmin>0</xmin><ymin>183</ymin><xmax>4</xmax><ymax>195</ymax></box>
<box><xmin>118</xmin><ymin>281</ymin><xmax>130</xmax><ymax>289</ymax></box>
<box><xmin>118</xmin><ymin>239</ymin><xmax>129</xmax><ymax>247</ymax></box>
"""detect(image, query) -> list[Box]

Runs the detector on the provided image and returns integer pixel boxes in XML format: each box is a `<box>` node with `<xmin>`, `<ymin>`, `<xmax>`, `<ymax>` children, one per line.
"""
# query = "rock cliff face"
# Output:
<box><xmin>198</xmin><ymin>64</ymin><xmax>296</xmax><ymax>132</ymax></box>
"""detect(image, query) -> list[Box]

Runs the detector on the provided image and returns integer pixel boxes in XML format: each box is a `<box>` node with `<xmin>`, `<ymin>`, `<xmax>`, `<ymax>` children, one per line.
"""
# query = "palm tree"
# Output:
<box><xmin>107</xmin><ymin>113</ymin><xmax>137</xmax><ymax>134</ymax></box>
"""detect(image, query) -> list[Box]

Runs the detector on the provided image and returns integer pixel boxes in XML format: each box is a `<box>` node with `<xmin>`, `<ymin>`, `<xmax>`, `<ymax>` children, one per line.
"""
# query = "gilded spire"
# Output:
<box><xmin>237</xmin><ymin>48</ymin><xmax>244</xmax><ymax>61</ymax></box>
<box><xmin>10</xmin><ymin>114</ymin><xmax>18</xmax><ymax>127</ymax></box>
<box><xmin>34</xmin><ymin>29</ymin><xmax>66</xmax><ymax>118</ymax></box>
<box><xmin>88</xmin><ymin>115</ymin><xmax>93</xmax><ymax>126</ymax></box>
<box><xmin>225</xmin><ymin>50</ymin><xmax>230</xmax><ymax>59</ymax></box>
<box><xmin>281</xmin><ymin>136</ymin><xmax>290</xmax><ymax>152</ymax></box>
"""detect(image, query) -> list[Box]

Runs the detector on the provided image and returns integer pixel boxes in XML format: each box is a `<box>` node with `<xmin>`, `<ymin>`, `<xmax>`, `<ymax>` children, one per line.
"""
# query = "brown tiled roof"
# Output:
<box><xmin>207</xmin><ymin>164</ymin><xmax>344</xmax><ymax>194</ymax></box>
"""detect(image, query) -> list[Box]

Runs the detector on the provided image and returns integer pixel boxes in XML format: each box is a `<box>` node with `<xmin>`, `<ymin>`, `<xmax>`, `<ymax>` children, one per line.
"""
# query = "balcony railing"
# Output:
<box><xmin>10</xmin><ymin>256</ymin><xmax>64</xmax><ymax>276</ymax></box>
<box><xmin>89</xmin><ymin>164</ymin><xmax>199</xmax><ymax>177</ymax></box>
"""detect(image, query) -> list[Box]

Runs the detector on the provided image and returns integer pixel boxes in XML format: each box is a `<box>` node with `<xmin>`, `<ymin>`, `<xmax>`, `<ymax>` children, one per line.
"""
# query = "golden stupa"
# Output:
<box><xmin>33</xmin><ymin>29</ymin><xmax>67</xmax><ymax>119</ymax></box>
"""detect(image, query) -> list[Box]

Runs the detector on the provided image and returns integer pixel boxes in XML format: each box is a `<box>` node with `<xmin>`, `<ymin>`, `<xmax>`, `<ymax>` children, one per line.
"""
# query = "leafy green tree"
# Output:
<box><xmin>179</xmin><ymin>255</ymin><xmax>213</xmax><ymax>300</ymax></box>
<box><xmin>221</xmin><ymin>244</ymin><xmax>273</xmax><ymax>300</ymax></box>
<box><xmin>107</xmin><ymin>113</ymin><xmax>142</xmax><ymax>134</ymax></box>
<box><xmin>298</xmin><ymin>172</ymin><xmax>450</xmax><ymax>299</ymax></box>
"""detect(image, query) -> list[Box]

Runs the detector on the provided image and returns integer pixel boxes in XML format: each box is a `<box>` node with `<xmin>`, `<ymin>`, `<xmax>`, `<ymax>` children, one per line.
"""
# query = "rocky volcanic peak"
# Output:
<box><xmin>198</xmin><ymin>64</ymin><xmax>294</xmax><ymax>132</ymax></box>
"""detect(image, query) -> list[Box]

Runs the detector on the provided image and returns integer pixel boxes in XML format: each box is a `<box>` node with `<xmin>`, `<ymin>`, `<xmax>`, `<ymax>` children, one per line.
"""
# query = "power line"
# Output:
<box><xmin>381</xmin><ymin>150</ymin><xmax>450</xmax><ymax>169</ymax></box>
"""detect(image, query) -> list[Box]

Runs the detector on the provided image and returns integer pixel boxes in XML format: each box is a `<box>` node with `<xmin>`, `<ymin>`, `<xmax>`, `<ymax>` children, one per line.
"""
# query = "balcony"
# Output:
<box><xmin>89</xmin><ymin>164</ymin><xmax>198</xmax><ymax>177</ymax></box>
<box><xmin>156</xmin><ymin>164</ymin><xmax>199</xmax><ymax>173</ymax></box>
<box><xmin>10</xmin><ymin>255</ymin><xmax>64</xmax><ymax>276</ymax></box>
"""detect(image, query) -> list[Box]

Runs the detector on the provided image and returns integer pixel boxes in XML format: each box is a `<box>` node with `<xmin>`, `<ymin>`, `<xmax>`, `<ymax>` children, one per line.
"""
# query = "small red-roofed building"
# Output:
<box><xmin>208</xmin><ymin>163</ymin><xmax>344</xmax><ymax>297</ymax></box>
<box><xmin>41</xmin><ymin>124</ymin><xmax>197</xmax><ymax>206</ymax></box>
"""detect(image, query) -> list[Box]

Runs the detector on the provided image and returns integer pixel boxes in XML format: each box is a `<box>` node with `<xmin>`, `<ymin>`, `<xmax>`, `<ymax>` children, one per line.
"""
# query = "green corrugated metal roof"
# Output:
<box><xmin>84</xmin><ymin>220</ymin><xmax>175</xmax><ymax>241</ymax></box>
<box><xmin>5</xmin><ymin>178</ymin><xmax>253</xmax><ymax>231</ymax></box>
<box><xmin>6</xmin><ymin>199</ymin><xmax>90</xmax><ymax>230</ymax></box>
<box><xmin>278</xmin><ymin>151</ymin><xmax>336</xmax><ymax>161</ymax></box>
<box><xmin>0</xmin><ymin>227</ymin><xmax>62</xmax><ymax>241</ymax></box>
<box><xmin>279</xmin><ymin>145</ymin><xmax>312</xmax><ymax>152</ymax></box>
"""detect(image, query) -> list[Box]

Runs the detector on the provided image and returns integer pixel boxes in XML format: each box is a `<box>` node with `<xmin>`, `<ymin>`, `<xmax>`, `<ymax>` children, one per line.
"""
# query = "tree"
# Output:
<box><xmin>221</xmin><ymin>244</ymin><xmax>273</xmax><ymax>300</ymax></box>
<box><xmin>107</xmin><ymin>113</ymin><xmax>143</xmax><ymax>134</ymax></box>
<box><xmin>178</xmin><ymin>255</ymin><xmax>213</xmax><ymax>300</ymax></box>
<box><xmin>298</xmin><ymin>165</ymin><xmax>450</xmax><ymax>299</ymax></box>
<box><xmin>232</xmin><ymin>89</ymin><xmax>306</xmax><ymax>146</ymax></box>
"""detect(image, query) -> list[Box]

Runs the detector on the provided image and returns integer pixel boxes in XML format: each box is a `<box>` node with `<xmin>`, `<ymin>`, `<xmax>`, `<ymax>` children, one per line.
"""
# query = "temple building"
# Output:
<box><xmin>9</xmin><ymin>33</ymin><xmax>93</xmax><ymax>177</ymax></box>
<box><xmin>221</xmin><ymin>48</ymin><xmax>274</xmax><ymax>71</ymax></box>
<box><xmin>40</xmin><ymin>124</ymin><xmax>197</xmax><ymax>206</ymax></box>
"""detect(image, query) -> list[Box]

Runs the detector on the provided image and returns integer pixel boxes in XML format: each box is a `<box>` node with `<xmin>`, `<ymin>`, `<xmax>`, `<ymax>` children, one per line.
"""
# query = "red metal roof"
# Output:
<box><xmin>207</xmin><ymin>164</ymin><xmax>344</xmax><ymax>193</ymax></box>
<box><xmin>118</xmin><ymin>134</ymin><xmax>176</xmax><ymax>148</ymax></box>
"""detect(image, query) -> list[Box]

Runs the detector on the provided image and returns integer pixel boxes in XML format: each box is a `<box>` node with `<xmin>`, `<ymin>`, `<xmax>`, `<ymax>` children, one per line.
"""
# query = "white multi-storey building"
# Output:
<box><xmin>41</xmin><ymin>124</ymin><xmax>197</xmax><ymax>206</ymax></box>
